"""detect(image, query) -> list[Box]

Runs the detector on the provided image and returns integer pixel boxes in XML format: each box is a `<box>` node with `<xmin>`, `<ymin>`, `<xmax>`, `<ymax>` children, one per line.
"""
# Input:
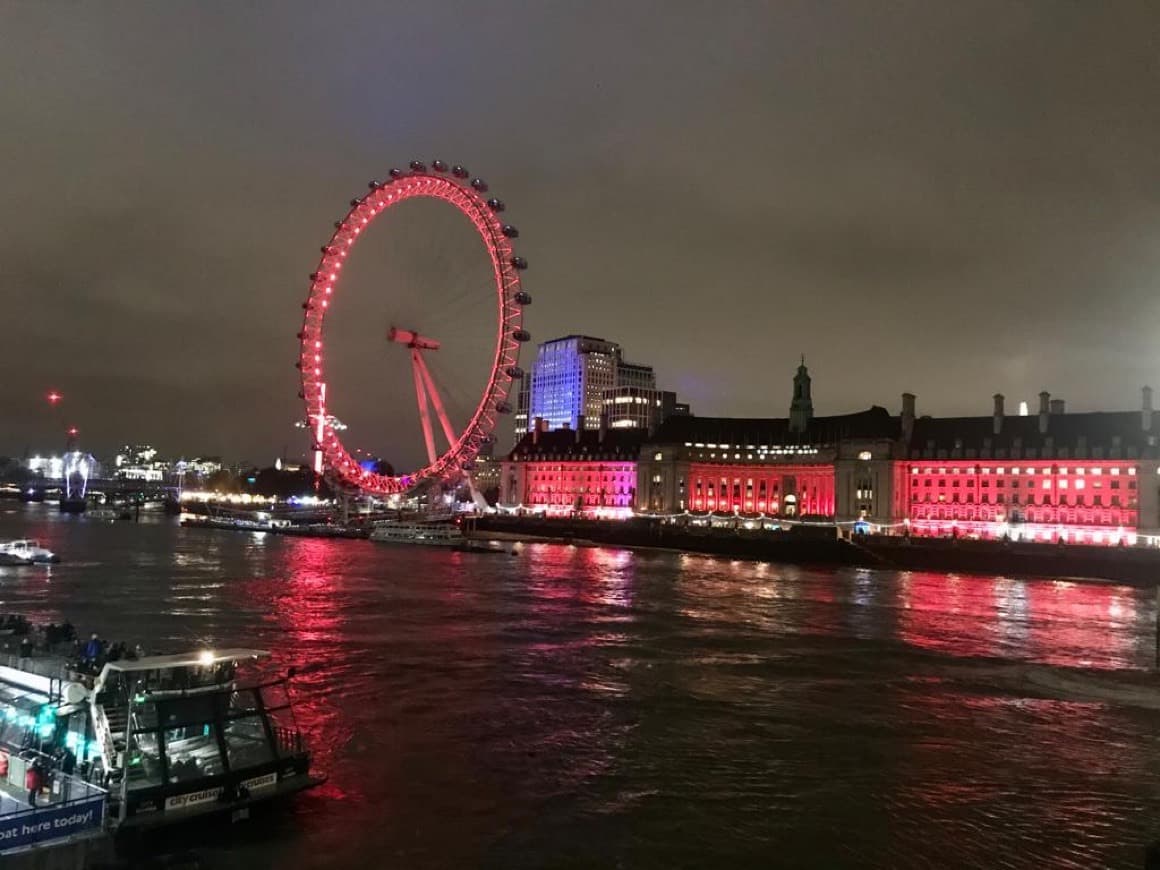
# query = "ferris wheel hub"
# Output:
<box><xmin>387</xmin><ymin>327</ymin><xmax>441</xmax><ymax>351</ymax></box>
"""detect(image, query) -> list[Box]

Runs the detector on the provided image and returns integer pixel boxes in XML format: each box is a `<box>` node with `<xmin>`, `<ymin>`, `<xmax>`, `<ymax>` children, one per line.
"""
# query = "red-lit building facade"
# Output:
<box><xmin>500</xmin><ymin>422</ymin><xmax>645</xmax><ymax>517</ymax></box>
<box><xmin>501</xmin><ymin>364</ymin><xmax>1160</xmax><ymax>545</ymax></box>
<box><xmin>896</xmin><ymin>391</ymin><xmax>1160</xmax><ymax>544</ymax></box>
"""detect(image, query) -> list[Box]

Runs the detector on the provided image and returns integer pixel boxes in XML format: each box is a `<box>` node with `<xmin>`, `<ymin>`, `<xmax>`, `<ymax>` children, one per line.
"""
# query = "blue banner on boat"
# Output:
<box><xmin>0</xmin><ymin>795</ymin><xmax>105</xmax><ymax>853</ymax></box>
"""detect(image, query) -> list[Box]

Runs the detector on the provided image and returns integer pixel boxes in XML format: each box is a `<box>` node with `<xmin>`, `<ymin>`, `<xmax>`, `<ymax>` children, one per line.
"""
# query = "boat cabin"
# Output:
<box><xmin>90</xmin><ymin>649</ymin><xmax>317</xmax><ymax>825</ymax></box>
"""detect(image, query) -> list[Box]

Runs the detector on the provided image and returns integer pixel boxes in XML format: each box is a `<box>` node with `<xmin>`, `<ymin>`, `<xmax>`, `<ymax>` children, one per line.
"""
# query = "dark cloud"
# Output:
<box><xmin>1</xmin><ymin>1</ymin><xmax>1158</xmax><ymax>466</ymax></box>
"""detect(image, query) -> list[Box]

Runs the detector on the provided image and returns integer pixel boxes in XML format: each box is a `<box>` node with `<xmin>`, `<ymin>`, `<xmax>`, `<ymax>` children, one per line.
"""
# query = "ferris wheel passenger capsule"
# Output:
<box><xmin>451</xmin><ymin>165</ymin><xmax>468</xmax><ymax>178</ymax></box>
<box><xmin>496</xmin><ymin>401</ymin><xmax>513</xmax><ymax>414</ymax></box>
<box><xmin>514</xmin><ymin>291</ymin><xmax>532</xmax><ymax>305</ymax></box>
<box><xmin>486</xmin><ymin>198</ymin><xmax>505</xmax><ymax>212</ymax></box>
<box><xmin>512</xmin><ymin>328</ymin><xmax>531</xmax><ymax>342</ymax></box>
<box><xmin>368</xmin><ymin>180</ymin><xmax>381</xmax><ymax>188</ymax></box>
<box><xmin>502</xmin><ymin>224</ymin><xmax>519</xmax><ymax>238</ymax></box>
<box><xmin>431</xmin><ymin>160</ymin><xmax>448</xmax><ymax>172</ymax></box>
<box><xmin>506</xmin><ymin>366</ymin><xmax>525</xmax><ymax>379</ymax></box>
<box><xmin>470</xmin><ymin>178</ymin><xmax>488</xmax><ymax>192</ymax></box>
<box><xmin>510</xmin><ymin>256</ymin><xmax>528</xmax><ymax>270</ymax></box>
<box><xmin>409</xmin><ymin>160</ymin><xmax>427</xmax><ymax>173</ymax></box>
<box><xmin>388</xmin><ymin>168</ymin><xmax>404</xmax><ymax>179</ymax></box>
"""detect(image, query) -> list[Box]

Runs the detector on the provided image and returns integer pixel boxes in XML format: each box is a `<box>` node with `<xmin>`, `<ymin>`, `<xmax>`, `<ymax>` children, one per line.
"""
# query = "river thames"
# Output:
<box><xmin>2</xmin><ymin>504</ymin><xmax>1160</xmax><ymax>868</ymax></box>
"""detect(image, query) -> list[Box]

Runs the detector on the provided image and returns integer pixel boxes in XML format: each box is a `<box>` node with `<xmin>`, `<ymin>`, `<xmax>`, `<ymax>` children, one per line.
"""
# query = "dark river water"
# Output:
<box><xmin>2</xmin><ymin>504</ymin><xmax>1160</xmax><ymax>869</ymax></box>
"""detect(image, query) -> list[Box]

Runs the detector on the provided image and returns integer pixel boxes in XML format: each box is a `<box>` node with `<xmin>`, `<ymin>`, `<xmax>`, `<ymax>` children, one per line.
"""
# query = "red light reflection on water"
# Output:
<box><xmin>896</xmin><ymin>572</ymin><xmax>1145</xmax><ymax>669</ymax></box>
<box><xmin>240</xmin><ymin>536</ymin><xmax>358</xmax><ymax>804</ymax></box>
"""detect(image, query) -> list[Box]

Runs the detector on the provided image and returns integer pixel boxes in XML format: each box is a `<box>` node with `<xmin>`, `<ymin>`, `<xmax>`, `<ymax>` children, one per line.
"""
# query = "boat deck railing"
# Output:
<box><xmin>0</xmin><ymin>653</ymin><xmax>78</xmax><ymax>685</ymax></box>
<box><xmin>0</xmin><ymin>769</ymin><xmax>106</xmax><ymax>855</ymax></box>
<box><xmin>272</xmin><ymin>725</ymin><xmax>304</xmax><ymax>757</ymax></box>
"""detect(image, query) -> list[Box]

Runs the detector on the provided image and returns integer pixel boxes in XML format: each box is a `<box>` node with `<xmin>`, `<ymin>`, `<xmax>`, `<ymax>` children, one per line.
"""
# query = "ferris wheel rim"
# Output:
<box><xmin>297</xmin><ymin>163</ymin><xmax>528</xmax><ymax>496</ymax></box>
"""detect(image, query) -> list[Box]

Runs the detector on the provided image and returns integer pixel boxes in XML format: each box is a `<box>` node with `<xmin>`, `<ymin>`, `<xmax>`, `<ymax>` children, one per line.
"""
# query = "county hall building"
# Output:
<box><xmin>501</xmin><ymin>361</ymin><xmax>1160</xmax><ymax>546</ymax></box>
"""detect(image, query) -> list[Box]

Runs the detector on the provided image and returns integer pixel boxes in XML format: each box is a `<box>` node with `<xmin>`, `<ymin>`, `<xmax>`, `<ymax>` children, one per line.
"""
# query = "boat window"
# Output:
<box><xmin>165</xmin><ymin>724</ymin><xmax>224</xmax><ymax>781</ymax></box>
<box><xmin>133</xmin><ymin>701</ymin><xmax>159</xmax><ymax>731</ymax></box>
<box><xmin>125</xmin><ymin>730</ymin><xmax>165</xmax><ymax>790</ymax></box>
<box><xmin>223</xmin><ymin>715</ymin><xmax>273</xmax><ymax>768</ymax></box>
<box><xmin>228</xmin><ymin>689</ymin><xmax>261</xmax><ymax>716</ymax></box>
<box><xmin>157</xmin><ymin>694</ymin><xmax>220</xmax><ymax>729</ymax></box>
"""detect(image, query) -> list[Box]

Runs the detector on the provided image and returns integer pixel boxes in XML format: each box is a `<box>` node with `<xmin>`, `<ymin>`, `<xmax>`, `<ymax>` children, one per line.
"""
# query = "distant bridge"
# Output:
<box><xmin>18</xmin><ymin>478</ymin><xmax>176</xmax><ymax>501</ymax></box>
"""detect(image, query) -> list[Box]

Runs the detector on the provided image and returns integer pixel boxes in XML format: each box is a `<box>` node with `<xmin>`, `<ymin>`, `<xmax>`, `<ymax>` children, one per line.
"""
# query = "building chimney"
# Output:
<box><xmin>901</xmin><ymin>393</ymin><xmax>916</xmax><ymax>441</ymax></box>
<box><xmin>1049</xmin><ymin>398</ymin><xmax>1065</xmax><ymax>415</ymax></box>
<box><xmin>1038</xmin><ymin>391</ymin><xmax>1050</xmax><ymax>435</ymax></box>
<box><xmin>532</xmin><ymin>417</ymin><xmax>543</xmax><ymax>445</ymax></box>
<box><xmin>992</xmin><ymin>393</ymin><xmax>1004</xmax><ymax>435</ymax></box>
<box><xmin>598</xmin><ymin>412</ymin><xmax>608</xmax><ymax>444</ymax></box>
<box><xmin>1144</xmin><ymin>386</ymin><xmax>1153</xmax><ymax>433</ymax></box>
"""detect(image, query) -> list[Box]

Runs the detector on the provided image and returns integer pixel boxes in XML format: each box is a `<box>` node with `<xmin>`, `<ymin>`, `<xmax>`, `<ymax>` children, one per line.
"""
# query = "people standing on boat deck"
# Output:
<box><xmin>18</xmin><ymin>635</ymin><xmax>32</xmax><ymax>658</ymax></box>
<box><xmin>81</xmin><ymin>633</ymin><xmax>103</xmax><ymax>671</ymax></box>
<box><xmin>25</xmin><ymin>759</ymin><xmax>42</xmax><ymax>806</ymax></box>
<box><xmin>55</xmin><ymin>744</ymin><xmax>76</xmax><ymax>776</ymax></box>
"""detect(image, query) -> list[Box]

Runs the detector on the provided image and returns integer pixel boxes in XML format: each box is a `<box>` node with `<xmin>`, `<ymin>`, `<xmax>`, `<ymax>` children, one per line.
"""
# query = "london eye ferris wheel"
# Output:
<box><xmin>296</xmin><ymin>160</ymin><xmax>532</xmax><ymax>497</ymax></box>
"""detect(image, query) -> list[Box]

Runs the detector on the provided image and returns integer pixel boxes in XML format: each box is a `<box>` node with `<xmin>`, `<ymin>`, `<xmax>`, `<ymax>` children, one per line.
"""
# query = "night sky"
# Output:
<box><xmin>2</xmin><ymin>2</ymin><xmax>1159</xmax><ymax>469</ymax></box>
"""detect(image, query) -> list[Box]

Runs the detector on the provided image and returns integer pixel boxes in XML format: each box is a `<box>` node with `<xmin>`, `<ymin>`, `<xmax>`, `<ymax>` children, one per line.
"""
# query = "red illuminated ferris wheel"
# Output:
<box><xmin>297</xmin><ymin>160</ymin><xmax>531</xmax><ymax>496</ymax></box>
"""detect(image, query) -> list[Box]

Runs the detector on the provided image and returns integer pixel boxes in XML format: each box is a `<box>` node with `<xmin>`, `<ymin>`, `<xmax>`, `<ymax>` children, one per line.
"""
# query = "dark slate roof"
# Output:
<box><xmin>509</xmin><ymin>428</ymin><xmax>648</xmax><ymax>461</ymax></box>
<box><xmin>909</xmin><ymin>410</ymin><xmax>1157</xmax><ymax>453</ymax></box>
<box><xmin>649</xmin><ymin>406</ymin><xmax>900</xmax><ymax>446</ymax></box>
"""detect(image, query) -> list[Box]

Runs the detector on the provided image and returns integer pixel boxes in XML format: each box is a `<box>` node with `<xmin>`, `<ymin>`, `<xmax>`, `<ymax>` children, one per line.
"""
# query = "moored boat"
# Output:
<box><xmin>369</xmin><ymin>522</ymin><xmax>463</xmax><ymax>547</ymax></box>
<box><xmin>94</xmin><ymin>649</ymin><xmax>324</xmax><ymax>829</ymax></box>
<box><xmin>0</xmin><ymin>540</ymin><xmax>60</xmax><ymax>565</ymax></box>
<box><xmin>0</xmin><ymin>648</ymin><xmax>324</xmax><ymax>836</ymax></box>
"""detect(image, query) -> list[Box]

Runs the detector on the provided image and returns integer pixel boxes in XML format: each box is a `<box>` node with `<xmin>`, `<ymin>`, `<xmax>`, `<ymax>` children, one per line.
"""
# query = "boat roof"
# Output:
<box><xmin>104</xmin><ymin>648</ymin><xmax>270</xmax><ymax>672</ymax></box>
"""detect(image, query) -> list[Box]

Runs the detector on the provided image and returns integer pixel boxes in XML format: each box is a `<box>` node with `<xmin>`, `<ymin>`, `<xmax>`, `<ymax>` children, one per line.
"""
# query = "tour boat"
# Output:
<box><xmin>369</xmin><ymin>522</ymin><xmax>464</xmax><ymax>547</ymax></box>
<box><xmin>0</xmin><ymin>539</ymin><xmax>60</xmax><ymax>565</ymax></box>
<box><xmin>96</xmin><ymin>649</ymin><xmax>324</xmax><ymax>829</ymax></box>
<box><xmin>0</xmin><ymin>648</ymin><xmax>324</xmax><ymax>836</ymax></box>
